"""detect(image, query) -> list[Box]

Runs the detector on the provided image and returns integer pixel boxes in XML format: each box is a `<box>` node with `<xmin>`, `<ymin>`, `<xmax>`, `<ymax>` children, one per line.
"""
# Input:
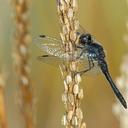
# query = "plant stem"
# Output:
<box><xmin>57</xmin><ymin>0</ymin><xmax>86</xmax><ymax>128</ymax></box>
<box><xmin>0</xmin><ymin>73</ymin><xmax>8</xmax><ymax>128</ymax></box>
<box><xmin>113</xmin><ymin>1</ymin><xmax>128</xmax><ymax>128</ymax></box>
<box><xmin>12</xmin><ymin>0</ymin><xmax>35</xmax><ymax>128</ymax></box>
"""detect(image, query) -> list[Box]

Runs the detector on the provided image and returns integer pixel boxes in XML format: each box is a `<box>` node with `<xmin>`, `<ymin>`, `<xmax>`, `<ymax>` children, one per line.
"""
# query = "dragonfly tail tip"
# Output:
<box><xmin>124</xmin><ymin>102</ymin><xmax>127</xmax><ymax>109</ymax></box>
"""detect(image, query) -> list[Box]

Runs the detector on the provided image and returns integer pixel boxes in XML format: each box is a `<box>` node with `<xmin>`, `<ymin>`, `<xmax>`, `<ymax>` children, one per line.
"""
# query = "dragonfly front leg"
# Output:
<box><xmin>76</xmin><ymin>57</ymin><xmax>94</xmax><ymax>76</ymax></box>
<box><xmin>76</xmin><ymin>50</ymin><xmax>84</xmax><ymax>60</ymax></box>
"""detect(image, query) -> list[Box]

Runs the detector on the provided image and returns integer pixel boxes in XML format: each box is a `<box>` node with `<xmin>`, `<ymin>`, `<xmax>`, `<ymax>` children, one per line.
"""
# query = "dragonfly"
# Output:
<box><xmin>34</xmin><ymin>29</ymin><xmax>127</xmax><ymax>109</ymax></box>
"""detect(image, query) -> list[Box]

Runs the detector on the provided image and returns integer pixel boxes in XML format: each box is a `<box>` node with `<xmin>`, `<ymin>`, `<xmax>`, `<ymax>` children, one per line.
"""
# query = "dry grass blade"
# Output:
<box><xmin>11</xmin><ymin>0</ymin><xmax>35</xmax><ymax>128</ymax></box>
<box><xmin>57</xmin><ymin>0</ymin><xmax>86</xmax><ymax>128</ymax></box>
<box><xmin>113</xmin><ymin>55</ymin><xmax>128</xmax><ymax>128</ymax></box>
<box><xmin>113</xmin><ymin>1</ymin><xmax>128</xmax><ymax>128</ymax></box>
<box><xmin>0</xmin><ymin>72</ymin><xmax>8</xmax><ymax>128</ymax></box>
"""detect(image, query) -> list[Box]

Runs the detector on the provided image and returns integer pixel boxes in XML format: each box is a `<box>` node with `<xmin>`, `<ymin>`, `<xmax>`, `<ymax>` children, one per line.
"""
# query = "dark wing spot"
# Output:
<box><xmin>42</xmin><ymin>55</ymin><xmax>49</xmax><ymax>57</ymax></box>
<box><xmin>39</xmin><ymin>35</ymin><xmax>46</xmax><ymax>38</ymax></box>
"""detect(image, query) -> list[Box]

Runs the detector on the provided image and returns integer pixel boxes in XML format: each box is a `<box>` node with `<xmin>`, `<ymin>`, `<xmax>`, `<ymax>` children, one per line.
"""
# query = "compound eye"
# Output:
<box><xmin>79</xmin><ymin>34</ymin><xmax>86</xmax><ymax>44</ymax></box>
<box><xmin>83</xmin><ymin>37</ymin><xmax>88</xmax><ymax>42</ymax></box>
<box><xmin>86</xmin><ymin>34</ymin><xmax>91</xmax><ymax>40</ymax></box>
<box><xmin>85</xmin><ymin>34</ymin><xmax>92</xmax><ymax>43</ymax></box>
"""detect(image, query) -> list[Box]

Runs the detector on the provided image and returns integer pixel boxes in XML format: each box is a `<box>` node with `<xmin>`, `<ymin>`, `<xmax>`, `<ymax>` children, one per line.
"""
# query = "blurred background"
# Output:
<box><xmin>0</xmin><ymin>0</ymin><xmax>128</xmax><ymax>128</ymax></box>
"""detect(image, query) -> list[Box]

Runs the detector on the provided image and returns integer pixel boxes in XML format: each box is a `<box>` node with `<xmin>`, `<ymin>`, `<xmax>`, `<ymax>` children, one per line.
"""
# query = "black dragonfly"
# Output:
<box><xmin>34</xmin><ymin>30</ymin><xmax>127</xmax><ymax>109</ymax></box>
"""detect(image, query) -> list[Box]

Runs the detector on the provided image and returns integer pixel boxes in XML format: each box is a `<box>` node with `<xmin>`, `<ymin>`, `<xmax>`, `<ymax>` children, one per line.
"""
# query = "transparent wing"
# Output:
<box><xmin>34</xmin><ymin>35</ymin><xmax>67</xmax><ymax>58</ymax></box>
<box><xmin>37</xmin><ymin>55</ymin><xmax>63</xmax><ymax>66</ymax></box>
<box><xmin>37</xmin><ymin>54</ymin><xmax>84</xmax><ymax>66</ymax></box>
<box><xmin>34</xmin><ymin>35</ymin><xmax>86</xmax><ymax>60</ymax></box>
<box><xmin>37</xmin><ymin>54</ymin><xmax>101</xmax><ymax>75</ymax></box>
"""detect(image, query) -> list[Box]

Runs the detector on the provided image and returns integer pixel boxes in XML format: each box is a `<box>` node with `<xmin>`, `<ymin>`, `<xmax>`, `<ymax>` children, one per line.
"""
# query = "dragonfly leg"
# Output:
<box><xmin>76</xmin><ymin>50</ymin><xmax>84</xmax><ymax>60</ymax></box>
<box><xmin>76</xmin><ymin>57</ymin><xmax>94</xmax><ymax>76</ymax></box>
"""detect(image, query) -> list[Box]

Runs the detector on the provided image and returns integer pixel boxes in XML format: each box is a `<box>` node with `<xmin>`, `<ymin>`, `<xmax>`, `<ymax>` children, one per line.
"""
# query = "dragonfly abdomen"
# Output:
<box><xmin>98</xmin><ymin>59</ymin><xmax>127</xmax><ymax>109</ymax></box>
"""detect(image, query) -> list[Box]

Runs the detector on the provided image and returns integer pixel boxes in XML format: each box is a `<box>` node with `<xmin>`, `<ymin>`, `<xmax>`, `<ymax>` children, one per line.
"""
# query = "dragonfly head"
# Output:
<box><xmin>79</xmin><ymin>33</ymin><xmax>92</xmax><ymax>45</ymax></box>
